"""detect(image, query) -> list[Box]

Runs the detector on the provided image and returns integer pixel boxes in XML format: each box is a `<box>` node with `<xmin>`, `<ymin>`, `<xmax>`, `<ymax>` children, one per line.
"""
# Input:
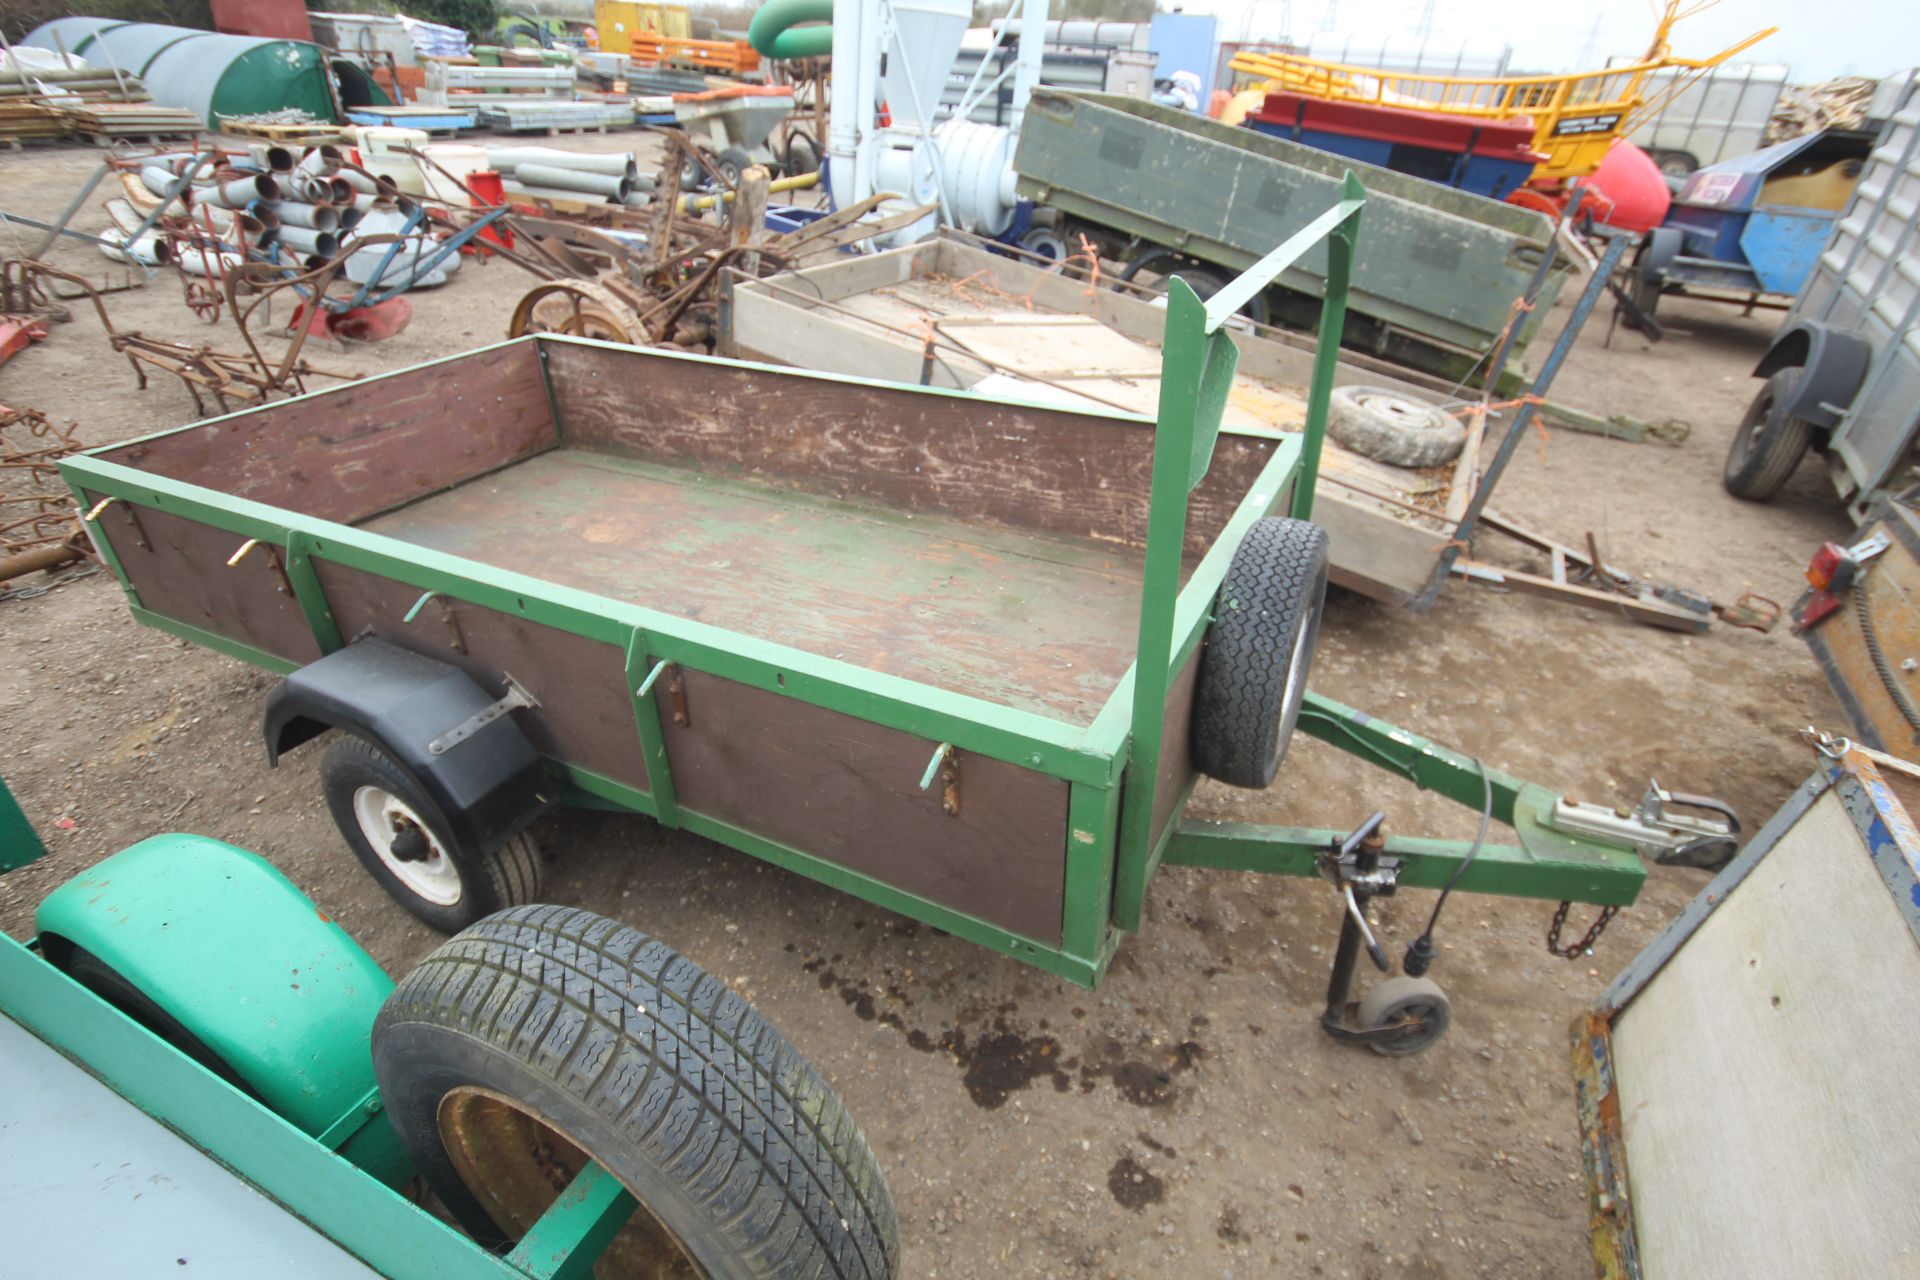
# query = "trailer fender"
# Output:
<box><xmin>32</xmin><ymin>834</ymin><xmax>411</xmax><ymax>1186</ymax></box>
<box><xmin>263</xmin><ymin>638</ymin><xmax>554</xmax><ymax>858</ymax></box>
<box><xmin>1754</xmin><ymin>321</ymin><xmax>1872</xmax><ymax>429</ymax></box>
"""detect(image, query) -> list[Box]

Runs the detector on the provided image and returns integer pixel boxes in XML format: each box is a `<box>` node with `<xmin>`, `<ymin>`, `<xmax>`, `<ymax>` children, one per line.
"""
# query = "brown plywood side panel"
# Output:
<box><xmin>1148</xmin><ymin>650</ymin><xmax>1201</xmax><ymax>851</ymax></box>
<box><xmin>541</xmin><ymin>339</ymin><xmax>1272</xmax><ymax>556</ymax></box>
<box><xmin>312</xmin><ymin>561</ymin><xmax>649</xmax><ymax>793</ymax></box>
<box><xmin>661</xmin><ymin>668</ymin><xmax>1069</xmax><ymax>943</ymax></box>
<box><xmin>94</xmin><ymin>343</ymin><xmax>557</xmax><ymax>526</ymax></box>
<box><xmin>88</xmin><ymin>496</ymin><xmax>322</xmax><ymax>665</ymax></box>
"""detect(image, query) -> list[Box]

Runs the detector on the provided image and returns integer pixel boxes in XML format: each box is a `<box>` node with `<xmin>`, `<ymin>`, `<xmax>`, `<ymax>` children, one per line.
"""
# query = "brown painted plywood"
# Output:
<box><xmin>312</xmin><ymin>560</ymin><xmax>649</xmax><ymax>793</ymax></box>
<box><xmin>660</xmin><ymin>667</ymin><xmax>1070</xmax><ymax>943</ymax></box>
<box><xmin>540</xmin><ymin>338</ymin><xmax>1271</xmax><ymax>558</ymax></box>
<box><xmin>1149</xmin><ymin>650</ymin><xmax>1202</xmax><ymax>850</ymax></box>
<box><xmin>88</xmin><ymin>496</ymin><xmax>322</xmax><ymax>666</ymax></box>
<box><xmin>94</xmin><ymin>343</ymin><xmax>557</xmax><ymax>526</ymax></box>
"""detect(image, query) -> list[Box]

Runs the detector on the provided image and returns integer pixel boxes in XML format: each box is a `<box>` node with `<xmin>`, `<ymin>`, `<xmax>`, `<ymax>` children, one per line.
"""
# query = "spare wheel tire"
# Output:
<box><xmin>1191</xmin><ymin>517</ymin><xmax>1330</xmax><ymax>788</ymax></box>
<box><xmin>1327</xmin><ymin>386</ymin><xmax>1466</xmax><ymax>469</ymax></box>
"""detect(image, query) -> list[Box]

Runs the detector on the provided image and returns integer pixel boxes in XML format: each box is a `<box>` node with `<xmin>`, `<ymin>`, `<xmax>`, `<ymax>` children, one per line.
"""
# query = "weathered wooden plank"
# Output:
<box><xmin>93</xmin><ymin>343</ymin><xmax>557</xmax><ymax>526</ymax></box>
<box><xmin>660</xmin><ymin>666</ymin><xmax>1071</xmax><ymax>943</ymax></box>
<box><xmin>541</xmin><ymin>338</ymin><xmax>1271</xmax><ymax>558</ymax></box>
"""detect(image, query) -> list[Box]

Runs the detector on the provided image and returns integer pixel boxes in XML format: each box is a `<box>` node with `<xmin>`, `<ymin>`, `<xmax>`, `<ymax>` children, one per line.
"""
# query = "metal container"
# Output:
<box><xmin>22</xmin><ymin>19</ymin><xmax>341</xmax><ymax>124</ymax></box>
<box><xmin>1628</xmin><ymin>61</ymin><xmax>1788</xmax><ymax>176</ymax></box>
<box><xmin>1012</xmin><ymin>90</ymin><xmax>1568</xmax><ymax>380</ymax></box>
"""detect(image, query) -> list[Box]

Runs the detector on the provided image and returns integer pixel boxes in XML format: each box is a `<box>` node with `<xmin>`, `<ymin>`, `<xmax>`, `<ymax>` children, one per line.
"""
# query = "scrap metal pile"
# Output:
<box><xmin>0</xmin><ymin>405</ymin><xmax>86</xmax><ymax>590</ymax></box>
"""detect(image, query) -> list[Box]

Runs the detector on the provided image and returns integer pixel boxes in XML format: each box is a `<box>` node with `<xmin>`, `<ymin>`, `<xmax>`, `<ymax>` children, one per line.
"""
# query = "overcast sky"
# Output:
<box><xmin>1182</xmin><ymin>0</ymin><xmax>1919</xmax><ymax>82</ymax></box>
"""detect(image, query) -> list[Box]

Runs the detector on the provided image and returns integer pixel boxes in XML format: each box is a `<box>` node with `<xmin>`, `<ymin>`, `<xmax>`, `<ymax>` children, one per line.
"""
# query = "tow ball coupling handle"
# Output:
<box><xmin>1331</xmin><ymin>811</ymin><xmax>1391</xmax><ymax>972</ymax></box>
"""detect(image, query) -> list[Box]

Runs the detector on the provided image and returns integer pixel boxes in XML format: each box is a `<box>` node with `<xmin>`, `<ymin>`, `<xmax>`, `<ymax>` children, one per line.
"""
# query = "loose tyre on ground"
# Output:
<box><xmin>1723</xmin><ymin>366</ymin><xmax>1815</xmax><ymax>501</ymax></box>
<box><xmin>373</xmin><ymin>906</ymin><xmax>899</xmax><ymax>1280</ymax></box>
<box><xmin>1192</xmin><ymin>517</ymin><xmax>1330</xmax><ymax>788</ymax></box>
<box><xmin>321</xmin><ymin>735</ymin><xmax>543</xmax><ymax>931</ymax></box>
<box><xmin>1326</xmin><ymin>386</ymin><xmax>1466</xmax><ymax>469</ymax></box>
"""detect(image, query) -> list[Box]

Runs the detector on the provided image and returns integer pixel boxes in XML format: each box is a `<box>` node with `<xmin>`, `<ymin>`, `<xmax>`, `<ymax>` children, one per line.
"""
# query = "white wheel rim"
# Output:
<box><xmin>352</xmin><ymin>786</ymin><xmax>462</xmax><ymax>907</ymax></box>
<box><xmin>1279</xmin><ymin>605</ymin><xmax>1315</xmax><ymax>731</ymax></box>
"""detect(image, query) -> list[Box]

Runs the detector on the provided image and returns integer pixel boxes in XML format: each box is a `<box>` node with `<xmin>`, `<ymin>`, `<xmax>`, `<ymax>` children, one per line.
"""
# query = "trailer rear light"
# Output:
<box><xmin>1806</xmin><ymin>542</ymin><xmax>1858</xmax><ymax>592</ymax></box>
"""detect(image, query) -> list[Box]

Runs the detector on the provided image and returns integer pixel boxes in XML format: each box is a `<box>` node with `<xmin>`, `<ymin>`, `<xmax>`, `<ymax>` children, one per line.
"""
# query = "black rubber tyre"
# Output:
<box><xmin>52</xmin><ymin>943</ymin><xmax>256</xmax><ymax>1095</ymax></box>
<box><xmin>1192</xmin><ymin>517</ymin><xmax>1330</xmax><ymax>788</ymax></box>
<box><xmin>716</xmin><ymin>145</ymin><xmax>755</xmax><ymax>188</ymax></box>
<box><xmin>321</xmin><ymin>735</ymin><xmax>543</xmax><ymax>932</ymax></box>
<box><xmin>1356</xmin><ymin>976</ymin><xmax>1452</xmax><ymax>1057</ymax></box>
<box><xmin>782</xmin><ymin>135</ymin><xmax>820</xmax><ymax>179</ymax></box>
<box><xmin>1327</xmin><ymin>386</ymin><xmax>1466</xmax><ymax>468</ymax></box>
<box><xmin>1121</xmin><ymin>248</ymin><xmax>1271</xmax><ymax>326</ymax></box>
<box><xmin>373</xmin><ymin>906</ymin><xmax>899</xmax><ymax>1279</ymax></box>
<box><xmin>1724</xmin><ymin>367</ymin><xmax>1815</xmax><ymax>501</ymax></box>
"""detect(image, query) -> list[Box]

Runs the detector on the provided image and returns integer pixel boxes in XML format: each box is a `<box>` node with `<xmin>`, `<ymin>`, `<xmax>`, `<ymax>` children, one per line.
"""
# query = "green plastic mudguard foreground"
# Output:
<box><xmin>33</xmin><ymin>834</ymin><xmax>410</xmax><ymax>1187</ymax></box>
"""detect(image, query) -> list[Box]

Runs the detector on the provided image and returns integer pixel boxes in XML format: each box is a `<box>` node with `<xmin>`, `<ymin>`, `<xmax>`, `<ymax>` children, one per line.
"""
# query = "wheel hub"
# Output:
<box><xmin>438</xmin><ymin>1086</ymin><xmax>702</xmax><ymax>1278</ymax></box>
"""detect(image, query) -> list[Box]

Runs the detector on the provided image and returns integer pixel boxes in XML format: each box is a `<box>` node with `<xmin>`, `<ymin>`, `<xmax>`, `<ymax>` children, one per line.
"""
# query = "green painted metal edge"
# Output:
<box><xmin>1108</xmin><ymin>182</ymin><xmax>1367</xmax><ymax>934</ymax></box>
<box><xmin>621</xmin><ymin>632</ymin><xmax>678</xmax><ymax>828</ymax></box>
<box><xmin>505</xmin><ymin>1162</ymin><xmax>636</xmax><ymax>1280</ymax></box>
<box><xmin>71</xmin><ymin>487</ymin><xmax>140</xmax><ymax>607</ymax></box>
<box><xmin>286</xmin><ymin>530</ymin><xmax>346</xmax><ymax>653</ymax></box>
<box><xmin>55</xmin><ymin>457</ymin><xmax>1115</xmax><ymax>787</ymax></box>
<box><xmin>0</xmin><ymin>934</ymin><xmax>521</xmax><ymax>1280</ymax></box>
<box><xmin>0</xmin><ymin>776</ymin><xmax>46</xmax><ymax>873</ymax></box>
<box><xmin>1059</xmin><ymin>780</ymin><xmax>1121</xmax><ymax>963</ymax></box>
<box><xmin>1164</xmin><ymin>820</ymin><xmax>1645</xmax><ymax>906</ymax></box>
<box><xmin>128</xmin><ymin>605</ymin><xmax>302</xmax><ymax>676</ymax></box>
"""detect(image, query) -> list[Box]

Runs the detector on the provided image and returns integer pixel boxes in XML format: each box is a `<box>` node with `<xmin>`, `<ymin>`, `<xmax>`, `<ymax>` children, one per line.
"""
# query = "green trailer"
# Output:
<box><xmin>51</xmin><ymin>181</ymin><xmax>1728</xmax><ymax>1063</ymax></box>
<box><xmin>1013</xmin><ymin>89</ymin><xmax>1571</xmax><ymax>385</ymax></box>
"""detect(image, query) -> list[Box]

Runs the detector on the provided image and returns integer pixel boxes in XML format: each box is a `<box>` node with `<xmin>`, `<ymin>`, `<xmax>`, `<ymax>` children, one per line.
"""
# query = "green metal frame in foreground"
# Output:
<box><xmin>58</xmin><ymin>175</ymin><xmax>1647</xmax><ymax>993</ymax></box>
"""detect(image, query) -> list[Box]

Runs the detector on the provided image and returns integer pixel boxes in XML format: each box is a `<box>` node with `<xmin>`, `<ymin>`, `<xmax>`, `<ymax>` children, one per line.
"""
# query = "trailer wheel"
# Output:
<box><xmin>1724</xmin><ymin>367</ymin><xmax>1814</xmax><ymax>501</ymax></box>
<box><xmin>52</xmin><ymin>943</ymin><xmax>255</xmax><ymax>1095</ymax></box>
<box><xmin>1327</xmin><ymin>386</ymin><xmax>1466</xmax><ymax>468</ymax></box>
<box><xmin>1357</xmin><ymin>976</ymin><xmax>1452</xmax><ymax>1056</ymax></box>
<box><xmin>716</xmin><ymin>146</ymin><xmax>755</xmax><ymax>188</ymax></box>
<box><xmin>322</xmin><ymin>735</ymin><xmax>543</xmax><ymax>931</ymax></box>
<box><xmin>1192</xmin><ymin>517</ymin><xmax>1330</xmax><ymax>788</ymax></box>
<box><xmin>1121</xmin><ymin>248</ymin><xmax>1271</xmax><ymax>325</ymax></box>
<box><xmin>373</xmin><ymin>906</ymin><xmax>899</xmax><ymax>1280</ymax></box>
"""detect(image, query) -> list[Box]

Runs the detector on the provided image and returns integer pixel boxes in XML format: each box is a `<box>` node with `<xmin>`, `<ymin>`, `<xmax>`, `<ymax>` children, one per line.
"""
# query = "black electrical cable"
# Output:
<box><xmin>1403</xmin><ymin>755</ymin><xmax>1493</xmax><ymax>977</ymax></box>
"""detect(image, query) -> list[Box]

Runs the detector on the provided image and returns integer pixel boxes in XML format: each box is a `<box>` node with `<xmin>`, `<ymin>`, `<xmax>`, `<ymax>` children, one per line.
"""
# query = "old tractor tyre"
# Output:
<box><xmin>1192</xmin><ymin>517</ymin><xmax>1330</xmax><ymax>789</ymax></box>
<box><xmin>1327</xmin><ymin>386</ymin><xmax>1466</xmax><ymax>469</ymax></box>
<box><xmin>322</xmin><ymin>735</ymin><xmax>543</xmax><ymax>932</ymax></box>
<box><xmin>373</xmin><ymin>905</ymin><xmax>900</xmax><ymax>1280</ymax></box>
<box><xmin>507</xmin><ymin>279</ymin><xmax>647</xmax><ymax>344</ymax></box>
<box><xmin>1356</xmin><ymin>976</ymin><xmax>1452</xmax><ymax>1056</ymax></box>
<box><xmin>1724</xmin><ymin>367</ymin><xmax>1814</xmax><ymax>502</ymax></box>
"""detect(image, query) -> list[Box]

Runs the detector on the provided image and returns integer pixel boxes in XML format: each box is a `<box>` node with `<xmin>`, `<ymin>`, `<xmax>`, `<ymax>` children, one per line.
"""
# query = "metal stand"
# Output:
<box><xmin>1314</xmin><ymin>813</ymin><xmax>1418</xmax><ymax>1048</ymax></box>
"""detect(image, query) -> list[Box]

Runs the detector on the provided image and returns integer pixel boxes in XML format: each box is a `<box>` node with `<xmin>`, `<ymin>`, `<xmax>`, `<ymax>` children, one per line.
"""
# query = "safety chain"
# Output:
<box><xmin>1547</xmin><ymin>900</ymin><xmax>1618</xmax><ymax>959</ymax></box>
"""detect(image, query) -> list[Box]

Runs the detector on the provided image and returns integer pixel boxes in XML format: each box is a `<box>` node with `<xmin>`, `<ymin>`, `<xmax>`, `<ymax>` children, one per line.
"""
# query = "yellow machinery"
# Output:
<box><xmin>1230</xmin><ymin>2</ymin><xmax>1775</xmax><ymax>182</ymax></box>
<box><xmin>593</xmin><ymin>0</ymin><xmax>692</xmax><ymax>53</ymax></box>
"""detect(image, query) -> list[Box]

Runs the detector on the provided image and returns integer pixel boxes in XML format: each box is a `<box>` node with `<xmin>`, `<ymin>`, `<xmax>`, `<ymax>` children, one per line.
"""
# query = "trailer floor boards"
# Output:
<box><xmin>360</xmin><ymin>448</ymin><xmax>1153</xmax><ymax>722</ymax></box>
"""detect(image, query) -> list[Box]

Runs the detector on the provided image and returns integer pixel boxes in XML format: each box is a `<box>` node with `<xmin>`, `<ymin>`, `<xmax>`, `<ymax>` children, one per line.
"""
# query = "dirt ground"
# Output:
<box><xmin>0</xmin><ymin>136</ymin><xmax>1854</xmax><ymax>1279</ymax></box>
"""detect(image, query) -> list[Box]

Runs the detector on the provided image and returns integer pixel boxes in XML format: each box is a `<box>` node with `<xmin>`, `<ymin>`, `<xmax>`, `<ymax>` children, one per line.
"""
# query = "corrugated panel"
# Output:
<box><xmin>1629</xmin><ymin>63</ymin><xmax>1788</xmax><ymax>169</ymax></box>
<box><xmin>1808</xmin><ymin>72</ymin><xmax>1920</xmax><ymax>503</ymax></box>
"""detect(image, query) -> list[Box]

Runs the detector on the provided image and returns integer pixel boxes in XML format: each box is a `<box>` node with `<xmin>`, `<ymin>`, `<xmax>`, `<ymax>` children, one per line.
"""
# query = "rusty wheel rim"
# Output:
<box><xmin>508</xmin><ymin>282</ymin><xmax>644</xmax><ymax>344</ymax></box>
<box><xmin>437</xmin><ymin>1085</ymin><xmax>704</xmax><ymax>1278</ymax></box>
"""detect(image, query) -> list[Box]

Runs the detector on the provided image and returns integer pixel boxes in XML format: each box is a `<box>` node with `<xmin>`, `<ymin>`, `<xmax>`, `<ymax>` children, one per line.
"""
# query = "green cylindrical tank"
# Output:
<box><xmin>22</xmin><ymin>18</ymin><xmax>383</xmax><ymax>125</ymax></box>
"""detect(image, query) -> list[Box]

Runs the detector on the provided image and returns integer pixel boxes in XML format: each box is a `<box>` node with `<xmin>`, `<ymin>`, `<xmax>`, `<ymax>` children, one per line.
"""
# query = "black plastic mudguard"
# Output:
<box><xmin>263</xmin><ymin>639</ymin><xmax>554</xmax><ymax>857</ymax></box>
<box><xmin>1754</xmin><ymin>320</ymin><xmax>1872</xmax><ymax>429</ymax></box>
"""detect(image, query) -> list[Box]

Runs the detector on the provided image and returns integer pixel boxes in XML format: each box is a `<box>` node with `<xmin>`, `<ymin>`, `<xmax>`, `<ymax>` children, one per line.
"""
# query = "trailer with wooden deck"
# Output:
<box><xmin>61</xmin><ymin>182</ymin><xmax>1732</xmax><ymax>1065</ymax></box>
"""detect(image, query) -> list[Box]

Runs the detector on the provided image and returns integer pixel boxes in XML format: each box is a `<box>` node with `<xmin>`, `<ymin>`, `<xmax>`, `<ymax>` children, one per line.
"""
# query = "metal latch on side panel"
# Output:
<box><xmin>920</xmin><ymin>743</ymin><xmax>961</xmax><ymax>817</ymax></box>
<box><xmin>428</xmin><ymin>673</ymin><xmax>539</xmax><ymax>756</ymax></box>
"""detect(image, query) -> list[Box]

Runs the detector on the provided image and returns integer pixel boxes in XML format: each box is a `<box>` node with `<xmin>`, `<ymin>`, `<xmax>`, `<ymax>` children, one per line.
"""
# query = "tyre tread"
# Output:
<box><xmin>376</xmin><ymin>906</ymin><xmax>897</xmax><ymax>1280</ymax></box>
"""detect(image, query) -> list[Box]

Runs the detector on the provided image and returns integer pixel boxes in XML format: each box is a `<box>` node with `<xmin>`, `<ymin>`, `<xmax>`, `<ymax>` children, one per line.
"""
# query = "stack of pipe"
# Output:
<box><xmin>482</xmin><ymin>146</ymin><xmax>656</xmax><ymax>207</ymax></box>
<box><xmin>97</xmin><ymin>145</ymin><xmax>456</xmax><ymax>292</ymax></box>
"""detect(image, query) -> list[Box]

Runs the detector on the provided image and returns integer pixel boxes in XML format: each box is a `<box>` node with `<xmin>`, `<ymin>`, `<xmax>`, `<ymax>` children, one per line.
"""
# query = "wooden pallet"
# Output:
<box><xmin>70</xmin><ymin>129</ymin><xmax>201</xmax><ymax>148</ymax></box>
<box><xmin>219</xmin><ymin>121</ymin><xmax>347</xmax><ymax>144</ymax></box>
